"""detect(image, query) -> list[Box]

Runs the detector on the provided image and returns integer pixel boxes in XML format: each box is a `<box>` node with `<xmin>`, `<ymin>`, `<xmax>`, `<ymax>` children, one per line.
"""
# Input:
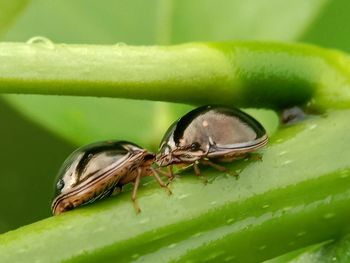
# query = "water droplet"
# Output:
<box><xmin>296</xmin><ymin>231</ymin><xmax>306</xmax><ymax>237</ymax></box>
<box><xmin>259</xmin><ymin>245</ymin><xmax>267</xmax><ymax>250</ymax></box>
<box><xmin>278</xmin><ymin>150</ymin><xmax>288</xmax><ymax>156</ymax></box>
<box><xmin>283</xmin><ymin>206</ymin><xmax>292</xmax><ymax>212</ymax></box>
<box><xmin>282</xmin><ymin>160</ymin><xmax>293</xmax><ymax>165</ymax></box>
<box><xmin>262</xmin><ymin>204</ymin><xmax>270</xmax><ymax>209</ymax></box>
<box><xmin>226</xmin><ymin>218</ymin><xmax>235</xmax><ymax>224</ymax></box>
<box><xmin>309</xmin><ymin>124</ymin><xmax>317</xmax><ymax>130</ymax></box>
<box><xmin>178</xmin><ymin>193</ymin><xmax>190</xmax><ymax>200</ymax></box>
<box><xmin>224</xmin><ymin>255</ymin><xmax>236</xmax><ymax>261</ymax></box>
<box><xmin>142</xmin><ymin>181</ymin><xmax>150</xmax><ymax>186</ymax></box>
<box><xmin>340</xmin><ymin>170</ymin><xmax>350</xmax><ymax>178</ymax></box>
<box><xmin>26</xmin><ymin>36</ymin><xmax>54</xmax><ymax>49</ymax></box>
<box><xmin>132</xmin><ymin>254</ymin><xmax>139</xmax><ymax>259</ymax></box>
<box><xmin>168</xmin><ymin>243</ymin><xmax>177</xmax><ymax>248</ymax></box>
<box><xmin>65</xmin><ymin>225</ymin><xmax>73</xmax><ymax>230</ymax></box>
<box><xmin>323</xmin><ymin>213</ymin><xmax>335</xmax><ymax>219</ymax></box>
<box><xmin>94</xmin><ymin>226</ymin><xmax>105</xmax><ymax>233</ymax></box>
<box><xmin>208</xmin><ymin>251</ymin><xmax>224</xmax><ymax>259</ymax></box>
<box><xmin>288</xmin><ymin>241</ymin><xmax>295</xmax><ymax>246</ymax></box>
<box><xmin>332</xmin><ymin>257</ymin><xmax>337</xmax><ymax>261</ymax></box>
<box><xmin>139</xmin><ymin>218</ymin><xmax>150</xmax><ymax>224</ymax></box>
<box><xmin>192</xmin><ymin>232</ymin><xmax>203</xmax><ymax>238</ymax></box>
<box><xmin>115</xmin><ymin>42</ymin><xmax>127</xmax><ymax>47</ymax></box>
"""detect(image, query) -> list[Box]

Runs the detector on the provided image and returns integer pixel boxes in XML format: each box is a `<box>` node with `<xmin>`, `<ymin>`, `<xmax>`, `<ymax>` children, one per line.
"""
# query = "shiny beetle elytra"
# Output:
<box><xmin>52</xmin><ymin>141</ymin><xmax>168</xmax><ymax>215</ymax></box>
<box><xmin>156</xmin><ymin>105</ymin><xmax>268</xmax><ymax>178</ymax></box>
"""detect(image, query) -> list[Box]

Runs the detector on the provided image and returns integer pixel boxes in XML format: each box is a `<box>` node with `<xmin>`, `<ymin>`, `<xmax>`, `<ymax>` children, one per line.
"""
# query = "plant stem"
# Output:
<box><xmin>1</xmin><ymin>41</ymin><xmax>350</xmax><ymax>109</ymax></box>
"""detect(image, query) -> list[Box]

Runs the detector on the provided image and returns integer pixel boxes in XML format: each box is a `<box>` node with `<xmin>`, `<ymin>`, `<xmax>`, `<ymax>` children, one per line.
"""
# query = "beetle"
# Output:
<box><xmin>155</xmin><ymin>105</ymin><xmax>268</xmax><ymax>178</ymax></box>
<box><xmin>52</xmin><ymin>140</ymin><xmax>168</xmax><ymax>215</ymax></box>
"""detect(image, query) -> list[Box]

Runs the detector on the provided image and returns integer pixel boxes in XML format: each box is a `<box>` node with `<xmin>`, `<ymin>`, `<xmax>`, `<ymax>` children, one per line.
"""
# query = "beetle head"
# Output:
<box><xmin>156</xmin><ymin>137</ymin><xmax>207</xmax><ymax>167</ymax></box>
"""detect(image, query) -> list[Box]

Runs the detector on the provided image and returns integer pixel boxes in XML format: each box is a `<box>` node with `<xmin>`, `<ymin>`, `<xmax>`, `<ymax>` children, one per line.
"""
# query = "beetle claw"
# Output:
<box><xmin>249</xmin><ymin>153</ymin><xmax>263</xmax><ymax>162</ymax></box>
<box><xmin>133</xmin><ymin>199</ymin><xmax>141</xmax><ymax>214</ymax></box>
<box><xmin>200</xmin><ymin>176</ymin><xmax>208</xmax><ymax>185</ymax></box>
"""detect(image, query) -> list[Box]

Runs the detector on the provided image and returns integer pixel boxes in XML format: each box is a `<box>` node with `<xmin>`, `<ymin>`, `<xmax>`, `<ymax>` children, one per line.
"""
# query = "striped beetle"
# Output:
<box><xmin>155</xmin><ymin>105</ymin><xmax>268</xmax><ymax>178</ymax></box>
<box><xmin>52</xmin><ymin>141</ymin><xmax>168</xmax><ymax>215</ymax></box>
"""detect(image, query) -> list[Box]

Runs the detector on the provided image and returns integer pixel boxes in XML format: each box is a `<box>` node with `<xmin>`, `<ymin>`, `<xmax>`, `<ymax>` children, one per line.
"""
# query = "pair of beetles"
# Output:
<box><xmin>52</xmin><ymin>105</ymin><xmax>269</xmax><ymax>215</ymax></box>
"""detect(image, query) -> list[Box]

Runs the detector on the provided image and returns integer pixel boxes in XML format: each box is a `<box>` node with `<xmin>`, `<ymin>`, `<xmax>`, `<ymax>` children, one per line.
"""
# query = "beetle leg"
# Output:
<box><xmin>248</xmin><ymin>152</ymin><xmax>263</xmax><ymax>162</ymax></box>
<box><xmin>200</xmin><ymin>159</ymin><xmax>239</xmax><ymax>179</ymax></box>
<box><xmin>151</xmin><ymin>167</ymin><xmax>172</xmax><ymax>195</ymax></box>
<box><xmin>193</xmin><ymin>162</ymin><xmax>208</xmax><ymax>184</ymax></box>
<box><xmin>168</xmin><ymin>166</ymin><xmax>174</xmax><ymax>181</ymax></box>
<box><xmin>193</xmin><ymin>162</ymin><xmax>201</xmax><ymax>176</ymax></box>
<box><xmin>155</xmin><ymin>167</ymin><xmax>174</xmax><ymax>180</ymax></box>
<box><xmin>131</xmin><ymin>169</ymin><xmax>141</xmax><ymax>214</ymax></box>
<box><xmin>112</xmin><ymin>185</ymin><xmax>123</xmax><ymax>195</ymax></box>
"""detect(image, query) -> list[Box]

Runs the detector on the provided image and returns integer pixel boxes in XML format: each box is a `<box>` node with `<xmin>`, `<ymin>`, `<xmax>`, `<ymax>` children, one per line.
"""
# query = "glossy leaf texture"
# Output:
<box><xmin>267</xmin><ymin>234</ymin><xmax>350</xmax><ymax>263</ymax></box>
<box><xmin>1</xmin><ymin>0</ymin><xmax>329</xmax><ymax>147</ymax></box>
<box><xmin>0</xmin><ymin>109</ymin><xmax>349</xmax><ymax>262</ymax></box>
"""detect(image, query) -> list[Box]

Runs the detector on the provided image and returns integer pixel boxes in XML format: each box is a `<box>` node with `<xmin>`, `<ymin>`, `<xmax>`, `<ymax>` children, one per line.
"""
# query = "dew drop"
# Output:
<box><xmin>132</xmin><ymin>254</ymin><xmax>139</xmax><ymax>259</ymax></box>
<box><xmin>178</xmin><ymin>193</ymin><xmax>190</xmax><ymax>200</ymax></box>
<box><xmin>224</xmin><ymin>255</ymin><xmax>236</xmax><ymax>261</ymax></box>
<box><xmin>258</xmin><ymin>245</ymin><xmax>267</xmax><ymax>251</ymax></box>
<box><xmin>168</xmin><ymin>243</ymin><xmax>177</xmax><ymax>248</ymax></box>
<box><xmin>139</xmin><ymin>217</ymin><xmax>150</xmax><ymax>224</ymax></box>
<box><xmin>296</xmin><ymin>231</ymin><xmax>306</xmax><ymax>237</ymax></box>
<box><xmin>192</xmin><ymin>232</ymin><xmax>203</xmax><ymax>238</ymax></box>
<box><xmin>278</xmin><ymin>150</ymin><xmax>288</xmax><ymax>156</ymax></box>
<box><xmin>340</xmin><ymin>170</ymin><xmax>350</xmax><ymax>178</ymax></box>
<box><xmin>283</xmin><ymin>206</ymin><xmax>292</xmax><ymax>212</ymax></box>
<box><xmin>262</xmin><ymin>204</ymin><xmax>270</xmax><ymax>209</ymax></box>
<box><xmin>115</xmin><ymin>42</ymin><xmax>127</xmax><ymax>47</ymax></box>
<box><xmin>309</xmin><ymin>124</ymin><xmax>317</xmax><ymax>130</ymax></box>
<box><xmin>93</xmin><ymin>226</ymin><xmax>105</xmax><ymax>233</ymax></box>
<box><xmin>282</xmin><ymin>160</ymin><xmax>293</xmax><ymax>166</ymax></box>
<box><xmin>226</xmin><ymin>218</ymin><xmax>235</xmax><ymax>224</ymax></box>
<box><xmin>323</xmin><ymin>213</ymin><xmax>335</xmax><ymax>219</ymax></box>
<box><xmin>276</xmin><ymin>138</ymin><xmax>284</xmax><ymax>144</ymax></box>
<box><xmin>288</xmin><ymin>241</ymin><xmax>295</xmax><ymax>246</ymax></box>
<box><xmin>26</xmin><ymin>36</ymin><xmax>54</xmax><ymax>49</ymax></box>
<box><xmin>18</xmin><ymin>248</ymin><xmax>27</xmax><ymax>253</ymax></box>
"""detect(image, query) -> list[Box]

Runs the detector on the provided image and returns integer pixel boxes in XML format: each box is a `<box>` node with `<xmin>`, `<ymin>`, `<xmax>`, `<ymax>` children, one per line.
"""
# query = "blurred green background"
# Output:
<box><xmin>0</xmin><ymin>0</ymin><xmax>350</xmax><ymax>235</ymax></box>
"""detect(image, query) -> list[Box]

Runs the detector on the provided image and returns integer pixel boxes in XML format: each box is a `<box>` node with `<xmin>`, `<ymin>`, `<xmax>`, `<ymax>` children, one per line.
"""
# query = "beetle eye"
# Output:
<box><xmin>190</xmin><ymin>142</ymin><xmax>200</xmax><ymax>151</ymax></box>
<box><xmin>56</xmin><ymin>179</ymin><xmax>65</xmax><ymax>191</ymax></box>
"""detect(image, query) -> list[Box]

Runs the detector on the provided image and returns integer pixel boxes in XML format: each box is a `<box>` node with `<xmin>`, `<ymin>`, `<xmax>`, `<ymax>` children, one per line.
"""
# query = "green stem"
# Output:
<box><xmin>1</xmin><ymin>40</ymin><xmax>350</xmax><ymax>109</ymax></box>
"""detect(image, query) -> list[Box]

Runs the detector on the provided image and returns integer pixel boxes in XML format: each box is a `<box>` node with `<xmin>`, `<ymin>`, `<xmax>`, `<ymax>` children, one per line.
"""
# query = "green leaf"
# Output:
<box><xmin>0</xmin><ymin>0</ymin><xmax>29</xmax><ymax>37</ymax></box>
<box><xmin>1</xmin><ymin>109</ymin><xmax>349</xmax><ymax>262</ymax></box>
<box><xmin>301</xmin><ymin>0</ymin><xmax>350</xmax><ymax>53</ymax></box>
